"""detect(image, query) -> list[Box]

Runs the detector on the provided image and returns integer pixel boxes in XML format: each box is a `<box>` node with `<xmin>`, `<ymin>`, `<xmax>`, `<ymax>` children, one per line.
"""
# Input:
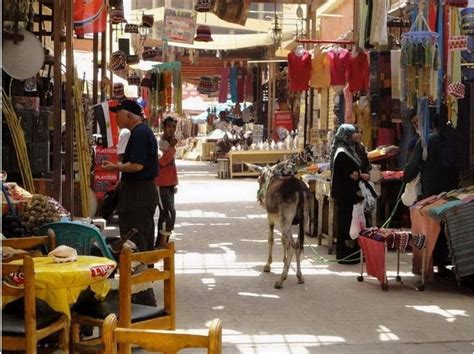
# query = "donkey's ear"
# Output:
<box><xmin>245</xmin><ymin>163</ymin><xmax>264</xmax><ymax>173</ymax></box>
<box><xmin>271</xmin><ymin>160</ymin><xmax>288</xmax><ymax>172</ymax></box>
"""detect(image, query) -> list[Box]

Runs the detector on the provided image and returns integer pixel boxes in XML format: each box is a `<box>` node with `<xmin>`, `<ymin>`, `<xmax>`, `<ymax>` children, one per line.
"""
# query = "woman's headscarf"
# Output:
<box><xmin>330</xmin><ymin>124</ymin><xmax>361</xmax><ymax>169</ymax></box>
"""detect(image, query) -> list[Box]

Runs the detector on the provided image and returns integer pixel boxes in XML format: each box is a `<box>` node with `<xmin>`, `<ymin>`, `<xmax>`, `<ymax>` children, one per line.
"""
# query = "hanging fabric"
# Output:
<box><xmin>400</xmin><ymin>4</ymin><xmax>440</xmax><ymax>109</ymax></box>
<box><xmin>218</xmin><ymin>63</ymin><xmax>230</xmax><ymax>103</ymax></box>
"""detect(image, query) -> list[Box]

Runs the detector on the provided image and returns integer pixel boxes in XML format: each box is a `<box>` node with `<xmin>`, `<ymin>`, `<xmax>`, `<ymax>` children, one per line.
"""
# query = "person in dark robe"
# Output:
<box><xmin>330</xmin><ymin>124</ymin><xmax>364</xmax><ymax>264</ymax></box>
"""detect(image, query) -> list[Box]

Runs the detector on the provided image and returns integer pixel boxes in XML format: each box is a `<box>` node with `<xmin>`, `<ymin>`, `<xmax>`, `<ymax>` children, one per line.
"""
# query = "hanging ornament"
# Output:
<box><xmin>194</xmin><ymin>25</ymin><xmax>213</xmax><ymax>42</ymax></box>
<box><xmin>195</xmin><ymin>0</ymin><xmax>213</xmax><ymax>12</ymax></box>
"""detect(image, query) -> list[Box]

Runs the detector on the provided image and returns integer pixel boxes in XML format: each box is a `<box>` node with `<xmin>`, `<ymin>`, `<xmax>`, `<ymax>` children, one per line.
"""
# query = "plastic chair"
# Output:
<box><xmin>38</xmin><ymin>221</ymin><xmax>115</xmax><ymax>260</ymax></box>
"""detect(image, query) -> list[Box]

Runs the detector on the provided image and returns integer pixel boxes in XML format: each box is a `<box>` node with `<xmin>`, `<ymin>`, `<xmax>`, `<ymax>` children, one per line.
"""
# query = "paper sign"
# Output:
<box><xmin>162</xmin><ymin>8</ymin><xmax>197</xmax><ymax>44</ymax></box>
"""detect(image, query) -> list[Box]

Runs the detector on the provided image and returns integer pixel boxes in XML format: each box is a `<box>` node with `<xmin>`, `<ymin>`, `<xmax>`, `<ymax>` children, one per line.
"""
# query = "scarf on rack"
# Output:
<box><xmin>330</xmin><ymin>124</ymin><xmax>361</xmax><ymax>170</ymax></box>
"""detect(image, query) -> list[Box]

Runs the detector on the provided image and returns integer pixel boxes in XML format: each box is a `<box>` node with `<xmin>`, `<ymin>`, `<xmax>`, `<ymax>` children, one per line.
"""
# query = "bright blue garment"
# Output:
<box><xmin>230</xmin><ymin>66</ymin><xmax>238</xmax><ymax>103</ymax></box>
<box><xmin>417</xmin><ymin>96</ymin><xmax>430</xmax><ymax>160</ymax></box>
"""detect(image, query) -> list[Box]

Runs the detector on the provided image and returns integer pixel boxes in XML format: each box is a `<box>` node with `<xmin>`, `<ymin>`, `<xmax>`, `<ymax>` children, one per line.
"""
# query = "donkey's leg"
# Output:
<box><xmin>275</xmin><ymin>232</ymin><xmax>294</xmax><ymax>289</ymax></box>
<box><xmin>264</xmin><ymin>222</ymin><xmax>275</xmax><ymax>272</ymax></box>
<box><xmin>295</xmin><ymin>246</ymin><xmax>304</xmax><ymax>284</ymax></box>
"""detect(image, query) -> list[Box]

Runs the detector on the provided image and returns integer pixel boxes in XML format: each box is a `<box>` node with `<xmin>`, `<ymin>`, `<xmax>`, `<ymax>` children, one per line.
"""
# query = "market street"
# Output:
<box><xmin>111</xmin><ymin>160</ymin><xmax>474</xmax><ymax>354</ymax></box>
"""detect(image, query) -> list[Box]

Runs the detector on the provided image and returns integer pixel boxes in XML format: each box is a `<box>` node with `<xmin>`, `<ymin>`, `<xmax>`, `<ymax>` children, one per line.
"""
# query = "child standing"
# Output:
<box><xmin>155</xmin><ymin>117</ymin><xmax>179</xmax><ymax>248</ymax></box>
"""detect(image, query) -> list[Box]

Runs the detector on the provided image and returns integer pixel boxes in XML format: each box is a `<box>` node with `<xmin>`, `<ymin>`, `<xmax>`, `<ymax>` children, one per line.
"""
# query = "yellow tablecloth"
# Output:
<box><xmin>3</xmin><ymin>256</ymin><xmax>116</xmax><ymax>318</ymax></box>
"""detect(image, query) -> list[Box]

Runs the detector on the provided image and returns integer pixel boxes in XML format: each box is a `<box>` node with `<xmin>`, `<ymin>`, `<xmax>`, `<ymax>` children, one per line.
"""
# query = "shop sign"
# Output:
<box><xmin>273</xmin><ymin>111</ymin><xmax>293</xmax><ymax>142</ymax></box>
<box><xmin>162</xmin><ymin>8</ymin><xmax>197</xmax><ymax>44</ymax></box>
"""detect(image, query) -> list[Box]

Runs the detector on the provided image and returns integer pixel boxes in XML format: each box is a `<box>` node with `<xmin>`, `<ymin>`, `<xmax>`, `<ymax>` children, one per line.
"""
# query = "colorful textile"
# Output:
<box><xmin>218</xmin><ymin>66</ymin><xmax>230</xmax><ymax>103</ymax></box>
<box><xmin>444</xmin><ymin>203</ymin><xmax>474</xmax><ymax>278</ymax></box>
<box><xmin>358</xmin><ymin>236</ymin><xmax>386</xmax><ymax>285</ymax></box>
<box><xmin>287</xmin><ymin>51</ymin><xmax>312</xmax><ymax>91</ymax></box>
<box><xmin>3</xmin><ymin>256</ymin><xmax>115</xmax><ymax>318</ymax></box>
<box><xmin>343</xmin><ymin>84</ymin><xmax>354</xmax><ymax>123</ymax></box>
<box><xmin>353</xmin><ymin>101</ymin><xmax>372</xmax><ymax>149</ymax></box>
<box><xmin>236</xmin><ymin>66</ymin><xmax>247</xmax><ymax>103</ymax></box>
<box><xmin>327</xmin><ymin>48</ymin><xmax>349</xmax><ymax>86</ymax></box>
<box><xmin>230</xmin><ymin>66</ymin><xmax>238</xmax><ymax>103</ymax></box>
<box><xmin>310</xmin><ymin>51</ymin><xmax>331</xmax><ymax>88</ymax></box>
<box><xmin>346</xmin><ymin>50</ymin><xmax>370</xmax><ymax>93</ymax></box>
<box><xmin>410</xmin><ymin>203</ymin><xmax>442</xmax><ymax>279</ymax></box>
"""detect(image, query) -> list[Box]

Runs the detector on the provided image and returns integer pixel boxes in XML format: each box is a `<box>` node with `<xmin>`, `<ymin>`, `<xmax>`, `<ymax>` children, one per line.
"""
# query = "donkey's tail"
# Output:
<box><xmin>298</xmin><ymin>189</ymin><xmax>305</xmax><ymax>252</ymax></box>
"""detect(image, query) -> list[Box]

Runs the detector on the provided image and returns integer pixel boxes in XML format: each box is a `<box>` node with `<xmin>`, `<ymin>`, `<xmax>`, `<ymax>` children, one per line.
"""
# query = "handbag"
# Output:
<box><xmin>101</xmin><ymin>184</ymin><xmax>120</xmax><ymax>221</ymax></box>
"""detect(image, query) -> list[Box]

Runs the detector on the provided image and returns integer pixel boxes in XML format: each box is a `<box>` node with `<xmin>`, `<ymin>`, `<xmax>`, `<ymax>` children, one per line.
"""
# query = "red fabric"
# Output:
<box><xmin>358</xmin><ymin>236</ymin><xmax>386</xmax><ymax>285</ymax></box>
<box><xmin>428</xmin><ymin>1</ymin><xmax>437</xmax><ymax>32</ymax></box>
<box><xmin>73</xmin><ymin>0</ymin><xmax>107</xmax><ymax>36</ymax></box>
<box><xmin>155</xmin><ymin>147</ymin><xmax>178</xmax><ymax>186</ymax></box>
<box><xmin>327</xmin><ymin>48</ymin><xmax>349</xmax><ymax>86</ymax></box>
<box><xmin>376</xmin><ymin>127</ymin><xmax>395</xmax><ymax>146</ymax></box>
<box><xmin>410</xmin><ymin>201</ymin><xmax>442</xmax><ymax>279</ymax></box>
<box><xmin>287</xmin><ymin>52</ymin><xmax>311</xmax><ymax>92</ymax></box>
<box><xmin>107</xmin><ymin>100</ymin><xmax>119</xmax><ymax>147</ymax></box>
<box><xmin>346</xmin><ymin>51</ymin><xmax>370</xmax><ymax>93</ymax></box>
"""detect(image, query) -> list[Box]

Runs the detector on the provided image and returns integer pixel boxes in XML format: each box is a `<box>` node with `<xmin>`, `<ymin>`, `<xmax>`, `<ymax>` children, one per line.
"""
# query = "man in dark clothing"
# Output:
<box><xmin>403</xmin><ymin>114</ymin><xmax>449</xmax><ymax>199</ymax></box>
<box><xmin>102</xmin><ymin>100</ymin><xmax>159</xmax><ymax>252</ymax></box>
<box><xmin>403</xmin><ymin>114</ymin><xmax>457</xmax><ymax>274</ymax></box>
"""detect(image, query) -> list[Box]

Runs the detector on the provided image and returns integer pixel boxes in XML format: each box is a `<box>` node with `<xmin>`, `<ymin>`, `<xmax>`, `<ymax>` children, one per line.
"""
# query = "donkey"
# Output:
<box><xmin>247</xmin><ymin>161</ymin><xmax>312</xmax><ymax>289</ymax></box>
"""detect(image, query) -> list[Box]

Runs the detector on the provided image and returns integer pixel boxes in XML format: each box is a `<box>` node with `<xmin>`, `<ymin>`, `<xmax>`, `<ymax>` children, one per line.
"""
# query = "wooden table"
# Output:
<box><xmin>3</xmin><ymin>256</ymin><xmax>116</xmax><ymax>317</ymax></box>
<box><xmin>228</xmin><ymin>150</ymin><xmax>296</xmax><ymax>178</ymax></box>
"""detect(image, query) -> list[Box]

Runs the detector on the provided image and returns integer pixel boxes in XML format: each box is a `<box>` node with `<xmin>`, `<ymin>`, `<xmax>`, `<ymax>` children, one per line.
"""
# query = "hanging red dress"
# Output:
<box><xmin>287</xmin><ymin>51</ymin><xmax>311</xmax><ymax>92</ymax></box>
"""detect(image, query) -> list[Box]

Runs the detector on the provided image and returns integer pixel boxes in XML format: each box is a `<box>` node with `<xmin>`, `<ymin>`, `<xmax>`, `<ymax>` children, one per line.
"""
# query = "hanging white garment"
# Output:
<box><xmin>370</xmin><ymin>0</ymin><xmax>388</xmax><ymax>46</ymax></box>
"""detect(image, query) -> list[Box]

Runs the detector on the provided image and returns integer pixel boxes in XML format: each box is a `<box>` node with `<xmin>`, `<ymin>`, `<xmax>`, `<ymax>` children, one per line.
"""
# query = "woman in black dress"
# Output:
<box><xmin>330</xmin><ymin>124</ymin><xmax>363</xmax><ymax>264</ymax></box>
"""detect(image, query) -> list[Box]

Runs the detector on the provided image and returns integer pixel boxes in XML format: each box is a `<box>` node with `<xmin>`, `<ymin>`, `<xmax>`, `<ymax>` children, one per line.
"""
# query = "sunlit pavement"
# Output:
<box><xmin>113</xmin><ymin>160</ymin><xmax>473</xmax><ymax>354</ymax></box>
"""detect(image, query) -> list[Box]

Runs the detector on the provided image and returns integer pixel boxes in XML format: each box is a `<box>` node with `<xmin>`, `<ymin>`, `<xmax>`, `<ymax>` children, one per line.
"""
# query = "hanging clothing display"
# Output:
<box><xmin>218</xmin><ymin>65</ymin><xmax>230</xmax><ymax>103</ymax></box>
<box><xmin>343</xmin><ymin>85</ymin><xmax>354</xmax><ymax>123</ymax></box>
<box><xmin>358</xmin><ymin>0</ymin><xmax>369</xmax><ymax>49</ymax></box>
<box><xmin>327</xmin><ymin>47</ymin><xmax>349</xmax><ymax>86</ymax></box>
<box><xmin>150</xmin><ymin>61</ymin><xmax>182</xmax><ymax>114</ymax></box>
<box><xmin>400</xmin><ymin>30</ymin><xmax>440</xmax><ymax>108</ymax></box>
<box><xmin>369</xmin><ymin>0</ymin><xmax>388</xmax><ymax>46</ymax></box>
<box><xmin>353</xmin><ymin>99</ymin><xmax>372</xmax><ymax>149</ymax></box>
<box><xmin>310</xmin><ymin>50</ymin><xmax>331</xmax><ymax>89</ymax></box>
<box><xmin>236</xmin><ymin>65</ymin><xmax>247</xmax><ymax>103</ymax></box>
<box><xmin>287</xmin><ymin>50</ymin><xmax>311</xmax><ymax>91</ymax></box>
<box><xmin>390</xmin><ymin>50</ymin><xmax>401</xmax><ymax>99</ymax></box>
<box><xmin>346</xmin><ymin>50</ymin><xmax>370</xmax><ymax>93</ymax></box>
<box><xmin>245</xmin><ymin>70</ymin><xmax>254</xmax><ymax>102</ymax></box>
<box><xmin>230</xmin><ymin>65</ymin><xmax>238</xmax><ymax>103</ymax></box>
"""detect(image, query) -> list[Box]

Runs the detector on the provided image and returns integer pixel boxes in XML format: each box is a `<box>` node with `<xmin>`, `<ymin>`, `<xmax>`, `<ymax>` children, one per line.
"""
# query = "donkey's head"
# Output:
<box><xmin>246</xmin><ymin>161</ymin><xmax>288</xmax><ymax>207</ymax></box>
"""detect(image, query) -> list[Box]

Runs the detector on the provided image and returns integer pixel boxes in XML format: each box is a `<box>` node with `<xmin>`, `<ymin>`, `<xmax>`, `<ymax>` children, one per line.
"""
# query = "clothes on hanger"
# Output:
<box><xmin>327</xmin><ymin>47</ymin><xmax>349</xmax><ymax>86</ymax></box>
<box><xmin>287</xmin><ymin>50</ymin><xmax>311</xmax><ymax>91</ymax></box>
<box><xmin>310</xmin><ymin>48</ymin><xmax>331</xmax><ymax>89</ymax></box>
<box><xmin>218</xmin><ymin>62</ymin><xmax>230</xmax><ymax>103</ymax></box>
<box><xmin>346</xmin><ymin>49</ymin><xmax>370</xmax><ymax>93</ymax></box>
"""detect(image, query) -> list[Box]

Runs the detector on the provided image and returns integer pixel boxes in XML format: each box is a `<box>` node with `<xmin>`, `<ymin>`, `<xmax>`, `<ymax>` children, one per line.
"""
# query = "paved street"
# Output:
<box><xmin>116</xmin><ymin>160</ymin><xmax>474</xmax><ymax>353</ymax></box>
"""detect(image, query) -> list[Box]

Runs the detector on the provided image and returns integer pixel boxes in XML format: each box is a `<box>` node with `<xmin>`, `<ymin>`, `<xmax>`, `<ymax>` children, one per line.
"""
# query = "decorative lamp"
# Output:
<box><xmin>271</xmin><ymin>14</ymin><xmax>282</xmax><ymax>48</ymax></box>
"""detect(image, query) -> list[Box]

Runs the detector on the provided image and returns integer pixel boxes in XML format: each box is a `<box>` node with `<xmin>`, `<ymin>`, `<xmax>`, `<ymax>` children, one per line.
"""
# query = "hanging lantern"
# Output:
<box><xmin>194</xmin><ymin>0</ymin><xmax>213</xmax><ymax>12</ymax></box>
<box><xmin>194</xmin><ymin>25</ymin><xmax>213</xmax><ymax>42</ymax></box>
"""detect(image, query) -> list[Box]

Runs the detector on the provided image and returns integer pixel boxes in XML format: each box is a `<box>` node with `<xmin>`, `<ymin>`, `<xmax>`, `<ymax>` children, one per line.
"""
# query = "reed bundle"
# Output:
<box><xmin>1</xmin><ymin>88</ymin><xmax>35</xmax><ymax>193</ymax></box>
<box><xmin>73</xmin><ymin>68</ymin><xmax>91</xmax><ymax>217</ymax></box>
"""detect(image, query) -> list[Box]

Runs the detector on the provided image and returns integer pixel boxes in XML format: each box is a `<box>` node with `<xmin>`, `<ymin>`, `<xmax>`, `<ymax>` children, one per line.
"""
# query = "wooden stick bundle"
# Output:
<box><xmin>1</xmin><ymin>88</ymin><xmax>35</xmax><ymax>193</ymax></box>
